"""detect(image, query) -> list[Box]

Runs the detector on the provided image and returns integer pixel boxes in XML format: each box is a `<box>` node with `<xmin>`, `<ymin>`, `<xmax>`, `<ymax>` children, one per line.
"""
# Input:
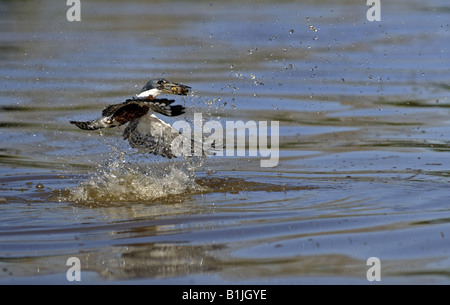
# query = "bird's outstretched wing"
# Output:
<box><xmin>70</xmin><ymin>99</ymin><xmax>185</xmax><ymax>131</ymax></box>
<box><xmin>102</xmin><ymin>98</ymin><xmax>185</xmax><ymax>118</ymax></box>
<box><xmin>145</xmin><ymin>99</ymin><xmax>185</xmax><ymax>117</ymax></box>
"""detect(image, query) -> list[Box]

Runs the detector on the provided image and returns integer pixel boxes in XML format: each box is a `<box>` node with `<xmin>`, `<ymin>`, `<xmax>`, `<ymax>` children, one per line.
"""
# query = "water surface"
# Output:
<box><xmin>1</xmin><ymin>0</ymin><xmax>450</xmax><ymax>284</ymax></box>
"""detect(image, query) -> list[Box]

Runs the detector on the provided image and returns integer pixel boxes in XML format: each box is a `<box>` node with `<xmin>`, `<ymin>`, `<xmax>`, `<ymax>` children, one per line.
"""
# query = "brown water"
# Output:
<box><xmin>1</xmin><ymin>0</ymin><xmax>450</xmax><ymax>284</ymax></box>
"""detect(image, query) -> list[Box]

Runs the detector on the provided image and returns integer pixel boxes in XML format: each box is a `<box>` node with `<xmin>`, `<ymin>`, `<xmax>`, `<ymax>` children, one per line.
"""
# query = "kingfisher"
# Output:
<box><xmin>70</xmin><ymin>78</ymin><xmax>199</xmax><ymax>158</ymax></box>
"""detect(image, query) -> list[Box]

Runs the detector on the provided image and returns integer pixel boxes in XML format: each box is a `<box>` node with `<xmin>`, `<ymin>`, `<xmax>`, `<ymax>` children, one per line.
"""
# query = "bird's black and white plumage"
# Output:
<box><xmin>70</xmin><ymin>78</ymin><xmax>205</xmax><ymax>158</ymax></box>
<box><xmin>70</xmin><ymin>98</ymin><xmax>185</xmax><ymax>131</ymax></box>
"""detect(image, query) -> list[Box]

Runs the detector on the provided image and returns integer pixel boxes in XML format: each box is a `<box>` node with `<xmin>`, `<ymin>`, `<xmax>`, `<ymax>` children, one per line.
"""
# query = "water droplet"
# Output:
<box><xmin>309</xmin><ymin>25</ymin><xmax>318</xmax><ymax>32</ymax></box>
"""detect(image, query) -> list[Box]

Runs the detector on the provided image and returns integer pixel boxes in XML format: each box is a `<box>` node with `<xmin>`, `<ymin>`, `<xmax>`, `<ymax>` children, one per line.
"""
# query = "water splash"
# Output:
<box><xmin>67</xmin><ymin>147</ymin><xmax>206</xmax><ymax>204</ymax></box>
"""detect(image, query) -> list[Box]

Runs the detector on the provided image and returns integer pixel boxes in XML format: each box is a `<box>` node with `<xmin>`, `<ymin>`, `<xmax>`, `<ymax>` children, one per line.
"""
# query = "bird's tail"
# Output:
<box><xmin>70</xmin><ymin>116</ymin><xmax>116</xmax><ymax>130</ymax></box>
<box><xmin>70</xmin><ymin>120</ymin><xmax>102</xmax><ymax>130</ymax></box>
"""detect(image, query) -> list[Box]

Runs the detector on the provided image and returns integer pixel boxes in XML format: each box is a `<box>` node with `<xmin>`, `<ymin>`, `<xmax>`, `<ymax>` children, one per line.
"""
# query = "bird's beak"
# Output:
<box><xmin>162</xmin><ymin>82</ymin><xmax>191</xmax><ymax>96</ymax></box>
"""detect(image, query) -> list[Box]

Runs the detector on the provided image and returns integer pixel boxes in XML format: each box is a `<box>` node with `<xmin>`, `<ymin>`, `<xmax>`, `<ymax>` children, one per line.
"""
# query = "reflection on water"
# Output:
<box><xmin>1</xmin><ymin>0</ymin><xmax>450</xmax><ymax>284</ymax></box>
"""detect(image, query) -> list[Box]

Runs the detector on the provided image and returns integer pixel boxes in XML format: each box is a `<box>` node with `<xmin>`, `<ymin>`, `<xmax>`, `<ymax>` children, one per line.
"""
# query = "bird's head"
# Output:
<box><xmin>136</xmin><ymin>78</ymin><xmax>191</xmax><ymax>99</ymax></box>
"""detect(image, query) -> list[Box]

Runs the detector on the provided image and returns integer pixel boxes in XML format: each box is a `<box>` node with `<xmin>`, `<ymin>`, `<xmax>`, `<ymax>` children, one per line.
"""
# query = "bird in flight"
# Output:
<box><xmin>70</xmin><ymin>78</ymin><xmax>203</xmax><ymax>158</ymax></box>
